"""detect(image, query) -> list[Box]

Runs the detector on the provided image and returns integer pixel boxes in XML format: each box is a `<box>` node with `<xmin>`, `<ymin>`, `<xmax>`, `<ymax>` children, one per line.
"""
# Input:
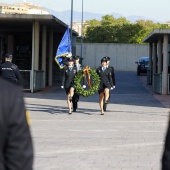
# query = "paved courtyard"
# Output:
<box><xmin>25</xmin><ymin>72</ymin><xmax>170</xmax><ymax>170</ymax></box>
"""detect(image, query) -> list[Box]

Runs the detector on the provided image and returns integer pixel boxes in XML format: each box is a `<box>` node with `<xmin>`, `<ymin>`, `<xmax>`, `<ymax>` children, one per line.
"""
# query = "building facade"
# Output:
<box><xmin>0</xmin><ymin>2</ymin><xmax>49</xmax><ymax>15</ymax></box>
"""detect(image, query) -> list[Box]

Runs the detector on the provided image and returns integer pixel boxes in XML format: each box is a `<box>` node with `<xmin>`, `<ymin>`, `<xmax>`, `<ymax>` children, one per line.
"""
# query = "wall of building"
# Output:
<box><xmin>76</xmin><ymin>43</ymin><xmax>149</xmax><ymax>71</ymax></box>
<box><xmin>0</xmin><ymin>3</ymin><xmax>49</xmax><ymax>14</ymax></box>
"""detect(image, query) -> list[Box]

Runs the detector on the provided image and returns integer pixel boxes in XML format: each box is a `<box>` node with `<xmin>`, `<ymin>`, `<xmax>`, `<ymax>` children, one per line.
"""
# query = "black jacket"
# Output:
<box><xmin>62</xmin><ymin>66</ymin><xmax>77</xmax><ymax>89</ymax></box>
<box><xmin>162</xmin><ymin>115</ymin><xmax>170</xmax><ymax>170</ymax></box>
<box><xmin>1</xmin><ymin>61</ymin><xmax>22</xmax><ymax>84</ymax></box>
<box><xmin>96</xmin><ymin>66</ymin><xmax>113</xmax><ymax>89</ymax></box>
<box><xmin>0</xmin><ymin>78</ymin><xmax>33</xmax><ymax>170</ymax></box>
<box><xmin>0</xmin><ymin>64</ymin><xmax>1</xmax><ymax>75</ymax></box>
<box><xmin>108</xmin><ymin>65</ymin><xmax>115</xmax><ymax>86</ymax></box>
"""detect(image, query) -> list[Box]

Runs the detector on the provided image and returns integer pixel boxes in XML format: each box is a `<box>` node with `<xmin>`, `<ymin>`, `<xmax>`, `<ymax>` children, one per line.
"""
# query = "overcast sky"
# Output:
<box><xmin>2</xmin><ymin>0</ymin><xmax>170</xmax><ymax>22</ymax></box>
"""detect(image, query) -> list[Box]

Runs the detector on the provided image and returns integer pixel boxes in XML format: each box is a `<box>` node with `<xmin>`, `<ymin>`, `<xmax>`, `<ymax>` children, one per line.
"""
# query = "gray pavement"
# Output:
<box><xmin>25</xmin><ymin>72</ymin><xmax>170</xmax><ymax>170</ymax></box>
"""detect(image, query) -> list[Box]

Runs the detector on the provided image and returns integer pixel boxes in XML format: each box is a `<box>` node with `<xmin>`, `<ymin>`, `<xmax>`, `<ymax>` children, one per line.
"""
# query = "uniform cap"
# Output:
<box><xmin>105</xmin><ymin>56</ymin><xmax>110</xmax><ymax>61</ymax></box>
<box><xmin>5</xmin><ymin>54</ymin><xmax>13</xmax><ymax>58</ymax></box>
<box><xmin>66</xmin><ymin>53</ymin><xmax>72</xmax><ymax>58</ymax></box>
<box><xmin>73</xmin><ymin>55</ymin><xmax>80</xmax><ymax>60</ymax></box>
<box><xmin>67</xmin><ymin>57</ymin><xmax>74</xmax><ymax>62</ymax></box>
<box><xmin>101</xmin><ymin>57</ymin><xmax>107</xmax><ymax>63</ymax></box>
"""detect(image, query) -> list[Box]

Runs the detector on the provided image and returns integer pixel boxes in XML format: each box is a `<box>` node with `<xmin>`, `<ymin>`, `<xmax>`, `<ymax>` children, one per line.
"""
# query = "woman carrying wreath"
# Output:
<box><xmin>72</xmin><ymin>55</ymin><xmax>86</xmax><ymax>112</ymax></box>
<box><xmin>96</xmin><ymin>57</ymin><xmax>114</xmax><ymax>115</ymax></box>
<box><xmin>61</xmin><ymin>57</ymin><xmax>77</xmax><ymax>114</ymax></box>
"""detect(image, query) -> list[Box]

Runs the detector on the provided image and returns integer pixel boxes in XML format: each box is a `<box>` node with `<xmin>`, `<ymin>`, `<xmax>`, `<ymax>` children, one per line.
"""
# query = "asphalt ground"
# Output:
<box><xmin>24</xmin><ymin>71</ymin><xmax>170</xmax><ymax>170</ymax></box>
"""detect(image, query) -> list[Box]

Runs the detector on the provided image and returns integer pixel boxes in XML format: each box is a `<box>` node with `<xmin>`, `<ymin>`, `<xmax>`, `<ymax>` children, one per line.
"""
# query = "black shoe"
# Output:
<box><xmin>68</xmin><ymin>112</ymin><xmax>72</xmax><ymax>115</ymax></box>
<box><xmin>73</xmin><ymin>109</ymin><xmax>76</xmax><ymax>112</ymax></box>
<box><xmin>103</xmin><ymin>103</ymin><xmax>107</xmax><ymax>111</ymax></box>
<box><xmin>69</xmin><ymin>96</ymin><xmax>72</xmax><ymax>102</ymax></box>
<box><xmin>101</xmin><ymin>111</ymin><xmax>104</xmax><ymax>115</ymax></box>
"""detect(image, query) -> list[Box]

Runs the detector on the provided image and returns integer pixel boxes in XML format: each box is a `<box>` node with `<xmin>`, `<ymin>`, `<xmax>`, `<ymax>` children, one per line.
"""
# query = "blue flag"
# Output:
<box><xmin>55</xmin><ymin>25</ymin><xmax>72</xmax><ymax>69</ymax></box>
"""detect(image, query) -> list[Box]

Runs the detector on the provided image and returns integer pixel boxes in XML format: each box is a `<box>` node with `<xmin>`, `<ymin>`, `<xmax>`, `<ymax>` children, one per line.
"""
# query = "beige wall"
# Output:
<box><xmin>76</xmin><ymin>43</ymin><xmax>149</xmax><ymax>71</ymax></box>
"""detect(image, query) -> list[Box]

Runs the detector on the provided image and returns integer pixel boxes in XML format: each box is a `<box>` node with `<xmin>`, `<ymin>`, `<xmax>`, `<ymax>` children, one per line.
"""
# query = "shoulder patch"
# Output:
<box><xmin>11</xmin><ymin>64</ymin><xmax>17</xmax><ymax>70</ymax></box>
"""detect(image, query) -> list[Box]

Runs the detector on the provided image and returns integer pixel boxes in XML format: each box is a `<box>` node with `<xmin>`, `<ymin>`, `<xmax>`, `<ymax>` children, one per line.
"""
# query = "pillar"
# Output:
<box><xmin>34</xmin><ymin>21</ymin><xmax>40</xmax><ymax>70</ymax></box>
<box><xmin>42</xmin><ymin>25</ymin><xmax>47</xmax><ymax>88</ymax></box>
<box><xmin>31</xmin><ymin>21</ymin><xmax>40</xmax><ymax>93</ymax></box>
<box><xmin>162</xmin><ymin>34</ymin><xmax>169</xmax><ymax>95</ymax></box>
<box><xmin>153</xmin><ymin>42</ymin><xmax>157</xmax><ymax>74</ymax></box>
<box><xmin>48</xmin><ymin>29</ymin><xmax>53</xmax><ymax>86</ymax></box>
<box><xmin>158</xmin><ymin>38</ymin><xmax>163</xmax><ymax>74</ymax></box>
<box><xmin>149</xmin><ymin>43</ymin><xmax>153</xmax><ymax>85</ymax></box>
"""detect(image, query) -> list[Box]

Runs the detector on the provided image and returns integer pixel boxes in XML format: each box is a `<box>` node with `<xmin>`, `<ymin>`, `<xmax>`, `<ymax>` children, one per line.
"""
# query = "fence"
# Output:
<box><xmin>20</xmin><ymin>70</ymin><xmax>44</xmax><ymax>92</ymax></box>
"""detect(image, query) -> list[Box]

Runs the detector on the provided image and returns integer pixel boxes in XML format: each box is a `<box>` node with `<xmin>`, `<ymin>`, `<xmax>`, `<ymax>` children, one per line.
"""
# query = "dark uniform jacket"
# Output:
<box><xmin>96</xmin><ymin>66</ymin><xmax>113</xmax><ymax>89</ymax></box>
<box><xmin>0</xmin><ymin>64</ymin><xmax>1</xmax><ymax>75</ymax></box>
<box><xmin>0</xmin><ymin>78</ymin><xmax>33</xmax><ymax>170</ymax></box>
<box><xmin>72</xmin><ymin>63</ymin><xmax>82</xmax><ymax>107</ymax></box>
<box><xmin>108</xmin><ymin>65</ymin><xmax>115</xmax><ymax>86</ymax></box>
<box><xmin>62</xmin><ymin>66</ymin><xmax>77</xmax><ymax>89</ymax></box>
<box><xmin>1</xmin><ymin>61</ymin><xmax>22</xmax><ymax>84</ymax></box>
<box><xmin>162</xmin><ymin>115</ymin><xmax>170</xmax><ymax>170</ymax></box>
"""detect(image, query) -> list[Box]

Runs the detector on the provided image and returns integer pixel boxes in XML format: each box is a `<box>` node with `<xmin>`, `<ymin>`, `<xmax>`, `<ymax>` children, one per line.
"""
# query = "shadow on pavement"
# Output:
<box><xmin>24</xmin><ymin>72</ymin><xmax>169</xmax><ymax>109</ymax></box>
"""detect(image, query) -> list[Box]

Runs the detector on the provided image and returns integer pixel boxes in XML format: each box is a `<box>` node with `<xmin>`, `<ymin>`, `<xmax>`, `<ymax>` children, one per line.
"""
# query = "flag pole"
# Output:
<box><xmin>70</xmin><ymin>0</ymin><xmax>73</xmax><ymax>46</ymax></box>
<box><xmin>80</xmin><ymin>0</ymin><xmax>84</xmax><ymax>64</ymax></box>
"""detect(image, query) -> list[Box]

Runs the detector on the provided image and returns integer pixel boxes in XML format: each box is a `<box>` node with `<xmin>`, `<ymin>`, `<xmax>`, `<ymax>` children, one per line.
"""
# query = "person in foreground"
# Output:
<box><xmin>162</xmin><ymin>114</ymin><xmax>170</xmax><ymax>170</ymax></box>
<box><xmin>0</xmin><ymin>77</ymin><xmax>33</xmax><ymax>170</ymax></box>
<box><xmin>96</xmin><ymin>57</ymin><xmax>114</xmax><ymax>115</ymax></box>
<box><xmin>1</xmin><ymin>54</ymin><xmax>22</xmax><ymax>85</ymax></box>
<box><xmin>61</xmin><ymin>57</ymin><xmax>77</xmax><ymax>114</ymax></box>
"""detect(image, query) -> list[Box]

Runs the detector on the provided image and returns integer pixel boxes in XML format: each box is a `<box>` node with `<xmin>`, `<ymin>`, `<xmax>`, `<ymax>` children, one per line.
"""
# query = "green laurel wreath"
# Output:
<box><xmin>74</xmin><ymin>68</ymin><xmax>100</xmax><ymax>97</ymax></box>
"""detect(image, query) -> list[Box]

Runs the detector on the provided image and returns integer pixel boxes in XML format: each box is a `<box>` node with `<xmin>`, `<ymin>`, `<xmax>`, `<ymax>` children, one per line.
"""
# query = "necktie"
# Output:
<box><xmin>102</xmin><ymin>67</ymin><xmax>106</xmax><ymax>72</ymax></box>
<box><xmin>69</xmin><ymin>67</ymin><xmax>72</xmax><ymax>71</ymax></box>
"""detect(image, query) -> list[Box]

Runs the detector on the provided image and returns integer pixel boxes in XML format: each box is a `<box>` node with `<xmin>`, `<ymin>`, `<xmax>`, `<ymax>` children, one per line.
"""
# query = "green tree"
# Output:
<box><xmin>83</xmin><ymin>17</ymin><xmax>170</xmax><ymax>44</ymax></box>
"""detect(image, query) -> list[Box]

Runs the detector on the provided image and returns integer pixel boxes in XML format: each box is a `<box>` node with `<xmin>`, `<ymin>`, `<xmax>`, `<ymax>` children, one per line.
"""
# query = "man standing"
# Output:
<box><xmin>1</xmin><ymin>54</ymin><xmax>22</xmax><ymax>85</ymax></box>
<box><xmin>0</xmin><ymin>77</ymin><xmax>33</xmax><ymax>170</ymax></box>
<box><xmin>72</xmin><ymin>55</ymin><xmax>86</xmax><ymax>112</ymax></box>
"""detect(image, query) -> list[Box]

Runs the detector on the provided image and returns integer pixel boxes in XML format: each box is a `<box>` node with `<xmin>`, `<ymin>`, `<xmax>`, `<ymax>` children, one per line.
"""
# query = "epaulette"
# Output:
<box><xmin>11</xmin><ymin>64</ymin><xmax>17</xmax><ymax>70</ymax></box>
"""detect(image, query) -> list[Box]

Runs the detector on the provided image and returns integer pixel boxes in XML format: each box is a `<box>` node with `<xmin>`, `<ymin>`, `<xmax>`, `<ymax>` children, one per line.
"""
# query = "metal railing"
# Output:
<box><xmin>20</xmin><ymin>70</ymin><xmax>44</xmax><ymax>92</ymax></box>
<box><xmin>20</xmin><ymin>70</ymin><xmax>31</xmax><ymax>90</ymax></box>
<box><xmin>153</xmin><ymin>73</ymin><xmax>162</xmax><ymax>94</ymax></box>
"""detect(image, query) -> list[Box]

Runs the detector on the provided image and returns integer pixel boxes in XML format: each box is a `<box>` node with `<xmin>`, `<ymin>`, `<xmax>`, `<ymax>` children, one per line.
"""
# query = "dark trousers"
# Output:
<box><xmin>72</xmin><ymin>93</ymin><xmax>79</xmax><ymax>109</ymax></box>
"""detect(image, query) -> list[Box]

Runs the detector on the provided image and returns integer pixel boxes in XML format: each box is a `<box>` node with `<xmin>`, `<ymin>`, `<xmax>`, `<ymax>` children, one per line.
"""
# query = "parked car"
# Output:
<box><xmin>135</xmin><ymin>57</ymin><xmax>149</xmax><ymax>76</ymax></box>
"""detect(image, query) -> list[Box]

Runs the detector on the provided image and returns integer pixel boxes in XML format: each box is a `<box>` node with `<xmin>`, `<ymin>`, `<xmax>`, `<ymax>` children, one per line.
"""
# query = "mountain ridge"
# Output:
<box><xmin>45</xmin><ymin>8</ymin><xmax>162</xmax><ymax>23</ymax></box>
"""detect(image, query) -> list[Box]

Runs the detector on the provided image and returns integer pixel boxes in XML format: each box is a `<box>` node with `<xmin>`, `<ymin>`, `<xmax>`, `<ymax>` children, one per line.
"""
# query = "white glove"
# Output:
<box><xmin>66</xmin><ymin>53</ymin><xmax>72</xmax><ymax>58</ymax></box>
<box><xmin>111</xmin><ymin>86</ymin><xmax>115</xmax><ymax>90</ymax></box>
<box><xmin>61</xmin><ymin>86</ymin><xmax>64</xmax><ymax>89</ymax></box>
<box><xmin>83</xmin><ymin>85</ymin><xmax>86</xmax><ymax>88</ymax></box>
